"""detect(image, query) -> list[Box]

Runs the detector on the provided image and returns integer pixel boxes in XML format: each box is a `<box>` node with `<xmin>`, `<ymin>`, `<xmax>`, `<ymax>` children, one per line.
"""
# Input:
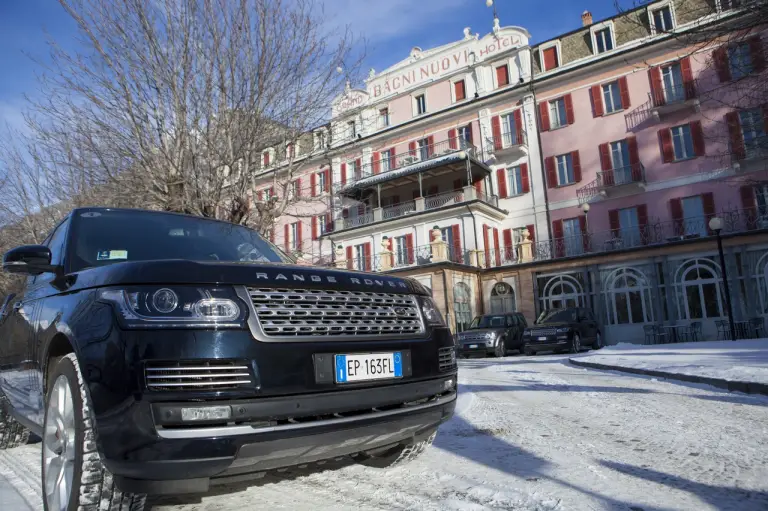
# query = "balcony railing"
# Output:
<box><xmin>732</xmin><ymin>134</ymin><xmax>768</xmax><ymax>163</ymax></box>
<box><xmin>477</xmin><ymin>191</ymin><xmax>499</xmax><ymax>208</ymax></box>
<box><xmin>577</xmin><ymin>163</ymin><xmax>645</xmax><ymax>204</ymax></box>
<box><xmin>490</xmin><ymin>130</ymin><xmax>528</xmax><ymax>152</ymax></box>
<box><xmin>383</xmin><ymin>200</ymin><xmax>416</xmax><ymax>219</ymax></box>
<box><xmin>340</xmin><ymin>210</ymin><xmax>373</xmax><ymax>229</ymax></box>
<box><xmin>376</xmin><ymin>243</ymin><xmax>470</xmax><ymax>271</ymax></box>
<box><xmin>649</xmin><ymin>81</ymin><xmax>697</xmax><ymax>108</ymax></box>
<box><xmin>338</xmin><ymin>137</ymin><xmax>477</xmax><ymax>190</ymax></box>
<box><xmin>425</xmin><ymin>190</ymin><xmax>464</xmax><ymax>210</ymax></box>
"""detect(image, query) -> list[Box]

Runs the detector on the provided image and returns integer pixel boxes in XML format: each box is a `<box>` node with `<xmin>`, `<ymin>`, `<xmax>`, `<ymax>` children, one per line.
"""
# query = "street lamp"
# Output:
<box><xmin>709</xmin><ymin>216</ymin><xmax>736</xmax><ymax>341</ymax></box>
<box><xmin>581</xmin><ymin>203</ymin><xmax>591</xmax><ymax>253</ymax></box>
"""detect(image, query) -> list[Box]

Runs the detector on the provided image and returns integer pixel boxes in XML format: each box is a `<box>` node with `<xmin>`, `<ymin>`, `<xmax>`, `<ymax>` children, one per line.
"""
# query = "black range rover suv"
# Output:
<box><xmin>0</xmin><ymin>208</ymin><xmax>457</xmax><ymax>510</ymax></box>
<box><xmin>522</xmin><ymin>307</ymin><xmax>603</xmax><ymax>355</ymax></box>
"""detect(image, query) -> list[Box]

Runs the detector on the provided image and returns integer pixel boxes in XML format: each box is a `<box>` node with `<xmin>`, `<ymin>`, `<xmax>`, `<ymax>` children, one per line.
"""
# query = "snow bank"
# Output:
<box><xmin>574</xmin><ymin>339</ymin><xmax>768</xmax><ymax>385</ymax></box>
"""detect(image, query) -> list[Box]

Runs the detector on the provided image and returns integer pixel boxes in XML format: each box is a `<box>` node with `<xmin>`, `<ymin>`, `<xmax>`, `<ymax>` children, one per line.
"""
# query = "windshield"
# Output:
<box><xmin>537</xmin><ymin>309</ymin><xmax>577</xmax><ymax>324</ymax></box>
<box><xmin>67</xmin><ymin>209</ymin><xmax>292</xmax><ymax>271</ymax></box>
<box><xmin>469</xmin><ymin>315</ymin><xmax>507</xmax><ymax>329</ymax></box>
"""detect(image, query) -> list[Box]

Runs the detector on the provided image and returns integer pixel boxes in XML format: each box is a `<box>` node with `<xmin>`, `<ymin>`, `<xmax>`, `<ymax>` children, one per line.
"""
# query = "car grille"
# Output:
<box><xmin>459</xmin><ymin>333</ymin><xmax>487</xmax><ymax>343</ymax></box>
<box><xmin>246</xmin><ymin>288</ymin><xmax>423</xmax><ymax>338</ymax></box>
<box><xmin>145</xmin><ymin>360</ymin><xmax>253</xmax><ymax>391</ymax></box>
<box><xmin>530</xmin><ymin>328</ymin><xmax>557</xmax><ymax>336</ymax></box>
<box><xmin>438</xmin><ymin>347</ymin><xmax>457</xmax><ymax>372</ymax></box>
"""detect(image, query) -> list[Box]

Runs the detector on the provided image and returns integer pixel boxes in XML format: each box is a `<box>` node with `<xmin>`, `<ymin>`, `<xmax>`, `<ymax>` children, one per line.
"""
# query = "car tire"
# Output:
<box><xmin>358</xmin><ymin>430</ymin><xmax>437</xmax><ymax>468</ymax></box>
<box><xmin>593</xmin><ymin>331</ymin><xmax>603</xmax><ymax>350</ymax></box>
<box><xmin>0</xmin><ymin>394</ymin><xmax>30</xmax><ymax>450</ymax></box>
<box><xmin>42</xmin><ymin>353</ymin><xmax>146</xmax><ymax>511</ymax></box>
<box><xmin>570</xmin><ymin>334</ymin><xmax>581</xmax><ymax>354</ymax></box>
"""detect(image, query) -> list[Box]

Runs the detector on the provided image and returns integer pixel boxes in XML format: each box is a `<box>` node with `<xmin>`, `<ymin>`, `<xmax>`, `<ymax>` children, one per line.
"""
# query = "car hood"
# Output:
<box><xmin>63</xmin><ymin>260</ymin><xmax>428</xmax><ymax>295</ymax></box>
<box><xmin>457</xmin><ymin>328</ymin><xmax>503</xmax><ymax>337</ymax></box>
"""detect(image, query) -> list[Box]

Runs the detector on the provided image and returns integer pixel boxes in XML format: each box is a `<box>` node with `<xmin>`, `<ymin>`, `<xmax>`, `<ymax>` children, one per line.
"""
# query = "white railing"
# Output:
<box><xmin>425</xmin><ymin>190</ymin><xmax>464</xmax><ymax>210</ymax></box>
<box><xmin>382</xmin><ymin>201</ymin><xmax>416</xmax><ymax>219</ymax></box>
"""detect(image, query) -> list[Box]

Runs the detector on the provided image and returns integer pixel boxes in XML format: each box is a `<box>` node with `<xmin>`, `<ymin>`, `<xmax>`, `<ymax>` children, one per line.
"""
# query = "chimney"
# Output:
<box><xmin>582</xmin><ymin>10</ymin><xmax>593</xmax><ymax>26</ymax></box>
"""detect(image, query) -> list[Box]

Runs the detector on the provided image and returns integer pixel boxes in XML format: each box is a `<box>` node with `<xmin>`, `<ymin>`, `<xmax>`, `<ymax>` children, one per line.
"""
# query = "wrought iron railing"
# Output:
<box><xmin>489</xmin><ymin>130</ymin><xmax>528</xmax><ymax>152</ymax></box>
<box><xmin>382</xmin><ymin>201</ymin><xmax>416</xmax><ymax>219</ymax></box>
<box><xmin>371</xmin><ymin>243</ymin><xmax>470</xmax><ymax>271</ymax></box>
<box><xmin>340</xmin><ymin>210</ymin><xmax>373</xmax><ymax>229</ymax></box>
<box><xmin>649</xmin><ymin>80</ymin><xmax>697</xmax><ymax>108</ymax></box>
<box><xmin>577</xmin><ymin>163</ymin><xmax>645</xmax><ymax>204</ymax></box>
<box><xmin>425</xmin><ymin>190</ymin><xmax>464</xmax><ymax>210</ymax></box>
<box><xmin>337</xmin><ymin>137</ymin><xmax>477</xmax><ymax>190</ymax></box>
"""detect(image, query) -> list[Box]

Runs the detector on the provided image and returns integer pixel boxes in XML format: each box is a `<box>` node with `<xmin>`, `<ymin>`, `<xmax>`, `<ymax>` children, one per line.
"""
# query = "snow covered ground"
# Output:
<box><xmin>573</xmin><ymin>339</ymin><xmax>768</xmax><ymax>385</ymax></box>
<box><xmin>2</xmin><ymin>353</ymin><xmax>768</xmax><ymax>510</ymax></box>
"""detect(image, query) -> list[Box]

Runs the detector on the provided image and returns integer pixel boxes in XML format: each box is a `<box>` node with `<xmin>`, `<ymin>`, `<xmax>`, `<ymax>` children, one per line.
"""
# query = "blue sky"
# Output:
<box><xmin>0</xmin><ymin>0</ymin><xmax>621</xmax><ymax>131</ymax></box>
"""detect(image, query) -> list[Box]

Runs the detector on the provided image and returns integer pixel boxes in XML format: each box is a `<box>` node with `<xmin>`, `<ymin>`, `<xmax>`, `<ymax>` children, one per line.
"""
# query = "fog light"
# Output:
<box><xmin>444</xmin><ymin>379</ymin><xmax>455</xmax><ymax>390</ymax></box>
<box><xmin>181</xmin><ymin>405</ymin><xmax>232</xmax><ymax>422</ymax></box>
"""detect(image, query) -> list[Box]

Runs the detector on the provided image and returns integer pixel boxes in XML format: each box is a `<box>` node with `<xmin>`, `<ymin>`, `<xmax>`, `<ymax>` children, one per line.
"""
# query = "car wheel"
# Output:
<box><xmin>358</xmin><ymin>430</ymin><xmax>437</xmax><ymax>468</ymax></box>
<box><xmin>42</xmin><ymin>353</ymin><xmax>146</xmax><ymax>511</ymax></box>
<box><xmin>494</xmin><ymin>338</ymin><xmax>505</xmax><ymax>358</ymax></box>
<box><xmin>0</xmin><ymin>395</ymin><xmax>30</xmax><ymax>450</ymax></box>
<box><xmin>593</xmin><ymin>331</ymin><xmax>603</xmax><ymax>350</ymax></box>
<box><xmin>570</xmin><ymin>334</ymin><xmax>581</xmax><ymax>354</ymax></box>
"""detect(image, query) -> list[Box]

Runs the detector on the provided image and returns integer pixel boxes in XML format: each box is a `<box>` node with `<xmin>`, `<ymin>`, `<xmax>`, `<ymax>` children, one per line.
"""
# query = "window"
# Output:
<box><xmin>262</xmin><ymin>151</ymin><xmax>270</xmax><ymax>168</ymax></box>
<box><xmin>556</xmin><ymin>153</ymin><xmax>575</xmax><ymax>185</ymax></box>
<box><xmin>602</xmin><ymin>81</ymin><xmax>622</xmax><ymax>114</ymax></box>
<box><xmin>354</xmin><ymin>244</ymin><xmax>366</xmax><ymax>271</ymax></box>
<box><xmin>454</xmin><ymin>282</ymin><xmax>473</xmax><ymax>332</ymax></box>
<box><xmin>381</xmin><ymin>148</ymin><xmax>393</xmax><ymax>172</ymax></box>
<box><xmin>682</xmin><ymin>196</ymin><xmax>707</xmax><ymax>237</ymax></box>
<box><xmin>542</xmin><ymin>46</ymin><xmax>559</xmax><ymax>71</ymax></box>
<box><xmin>496</xmin><ymin>64</ymin><xmax>510</xmax><ymax>87</ymax></box>
<box><xmin>454</xmin><ymin>79</ymin><xmax>466</xmax><ymax>101</ymax></box>
<box><xmin>290</xmin><ymin>222</ymin><xmax>300</xmax><ymax>250</ymax></box>
<box><xmin>652</xmin><ymin>6</ymin><xmax>674</xmax><ymax>33</ymax></box>
<box><xmin>671</xmin><ymin>124</ymin><xmax>694</xmax><ymax>160</ymax></box>
<box><xmin>618</xmin><ymin>207</ymin><xmax>641</xmax><ymax>247</ymax></box>
<box><xmin>490</xmin><ymin>282</ymin><xmax>516</xmax><ymax>314</ymax></box>
<box><xmin>417</xmin><ymin>138</ymin><xmax>430</xmax><ymax>160</ymax></box>
<box><xmin>349</xmin><ymin>159</ymin><xmax>361</xmax><ymax>180</ymax></box>
<box><xmin>512</xmin><ymin>227</ymin><xmax>527</xmax><ymax>245</ymax></box>
<box><xmin>314</xmin><ymin>131</ymin><xmax>326</xmax><ymax>150</ymax></box>
<box><xmin>347</xmin><ymin>120</ymin><xmax>357</xmax><ymax>139</ymax></box>
<box><xmin>458</xmin><ymin>126</ymin><xmax>472</xmax><ymax>145</ymax></box>
<box><xmin>286</xmin><ymin>143</ymin><xmax>296</xmax><ymax>159</ymax></box>
<box><xmin>594</xmin><ymin>27</ymin><xmax>614</xmax><ymax>54</ymax></box>
<box><xmin>318</xmin><ymin>216</ymin><xmax>328</xmax><ymax>235</ymax></box>
<box><xmin>756</xmin><ymin>185</ymin><xmax>768</xmax><ymax>217</ymax></box>
<box><xmin>549</xmin><ymin>98</ymin><xmax>567</xmax><ymax>129</ymax></box>
<box><xmin>378</xmin><ymin>108</ymin><xmax>390</xmax><ymax>128</ymax></box>
<box><xmin>263</xmin><ymin>188</ymin><xmax>273</xmax><ymax>201</ymax></box>
<box><xmin>661</xmin><ymin>63</ymin><xmax>685</xmax><ymax>103</ymax></box>
<box><xmin>562</xmin><ymin>218</ymin><xmax>583</xmax><ymax>256</ymax></box>
<box><xmin>289</xmin><ymin>180</ymin><xmax>299</xmax><ymax>199</ymax></box>
<box><xmin>740</xmin><ymin>108</ymin><xmax>766</xmax><ymax>157</ymax></box>
<box><xmin>393</xmin><ymin>236</ymin><xmax>408</xmax><ymax>267</ymax></box>
<box><xmin>501</xmin><ymin>113</ymin><xmax>518</xmax><ymax>147</ymax></box>
<box><xmin>507</xmin><ymin>166</ymin><xmax>523</xmax><ymax>196</ymax></box>
<box><xmin>676</xmin><ymin>259</ymin><xmax>723</xmax><ymax>320</ymax></box>
<box><xmin>610</xmin><ymin>140</ymin><xmax>630</xmax><ymax>170</ymax></box>
<box><xmin>415</xmin><ymin>94</ymin><xmax>427</xmax><ymax>115</ymax></box>
<box><xmin>604</xmin><ymin>267</ymin><xmax>653</xmax><ymax>325</ymax></box>
<box><xmin>729</xmin><ymin>43</ymin><xmax>753</xmax><ymax>80</ymax></box>
<box><xmin>317</xmin><ymin>172</ymin><xmax>327</xmax><ymax>194</ymax></box>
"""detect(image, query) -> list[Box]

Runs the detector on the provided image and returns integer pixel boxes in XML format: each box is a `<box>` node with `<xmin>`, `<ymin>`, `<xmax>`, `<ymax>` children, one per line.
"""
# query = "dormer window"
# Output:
<box><xmin>314</xmin><ymin>131</ymin><xmax>326</xmax><ymax>150</ymax></box>
<box><xmin>540</xmin><ymin>42</ymin><xmax>561</xmax><ymax>72</ymax></box>
<box><xmin>591</xmin><ymin>22</ymin><xmax>615</xmax><ymax>55</ymax></box>
<box><xmin>495</xmin><ymin>64</ymin><xmax>510</xmax><ymax>87</ymax></box>
<box><xmin>652</xmin><ymin>5</ymin><xmax>674</xmax><ymax>33</ymax></box>
<box><xmin>414</xmin><ymin>94</ymin><xmax>427</xmax><ymax>115</ymax></box>
<box><xmin>347</xmin><ymin>120</ymin><xmax>357</xmax><ymax>139</ymax></box>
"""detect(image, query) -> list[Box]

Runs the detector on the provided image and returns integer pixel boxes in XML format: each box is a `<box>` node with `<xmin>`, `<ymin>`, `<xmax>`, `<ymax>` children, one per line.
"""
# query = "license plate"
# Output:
<box><xmin>335</xmin><ymin>352</ymin><xmax>403</xmax><ymax>383</ymax></box>
<box><xmin>469</xmin><ymin>344</ymin><xmax>478</xmax><ymax>348</ymax></box>
<box><xmin>538</xmin><ymin>336</ymin><xmax>548</xmax><ymax>341</ymax></box>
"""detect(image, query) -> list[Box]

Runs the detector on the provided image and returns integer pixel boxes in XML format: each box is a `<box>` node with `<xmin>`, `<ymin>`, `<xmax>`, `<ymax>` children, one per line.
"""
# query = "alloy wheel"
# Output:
<box><xmin>43</xmin><ymin>375</ymin><xmax>76</xmax><ymax>511</ymax></box>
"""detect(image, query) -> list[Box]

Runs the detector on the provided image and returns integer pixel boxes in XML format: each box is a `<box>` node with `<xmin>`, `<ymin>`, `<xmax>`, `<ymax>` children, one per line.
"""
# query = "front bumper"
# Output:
<box><xmin>524</xmin><ymin>335</ymin><xmax>571</xmax><ymax>351</ymax></box>
<box><xmin>458</xmin><ymin>342</ymin><xmax>493</xmax><ymax>355</ymax></box>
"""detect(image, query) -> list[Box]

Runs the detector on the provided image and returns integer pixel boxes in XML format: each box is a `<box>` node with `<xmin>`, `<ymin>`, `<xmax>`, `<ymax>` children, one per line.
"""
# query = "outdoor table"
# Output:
<box><xmin>733</xmin><ymin>320</ymin><xmax>752</xmax><ymax>339</ymax></box>
<box><xmin>664</xmin><ymin>324</ymin><xmax>688</xmax><ymax>343</ymax></box>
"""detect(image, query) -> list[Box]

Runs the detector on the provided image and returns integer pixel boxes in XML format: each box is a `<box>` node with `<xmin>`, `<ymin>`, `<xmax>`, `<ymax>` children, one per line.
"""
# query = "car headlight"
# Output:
<box><xmin>556</xmin><ymin>327</ymin><xmax>571</xmax><ymax>333</ymax></box>
<box><xmin>485</xmin><ymin>331</ymin><xmax>497</xmax><ymax>339</ymax></box>
<box><xmin>523</xmin><ymin>329</ymin><xmax>531</xmax><ymax>337</ymax></box>
<box><xmin>99</xmin><ymin>286</ymin><xmax>245</xmax><ymax>328</ymax></box>
<box><xmin>419</xmin><ymin>296</ymin><xmax>445</xmax><ymax>327</ymax></box>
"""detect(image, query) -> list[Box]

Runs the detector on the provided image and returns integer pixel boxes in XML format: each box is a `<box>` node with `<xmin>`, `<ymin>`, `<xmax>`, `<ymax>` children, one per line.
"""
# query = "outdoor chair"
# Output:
<box><xmin>715</xmin><ymin>319</ymin><xmax>730</xmax><ymax>341</ymax></box>
<box><xmin>749</xmin><ymin>317</ymin><xmax>765</xmax><ymax>339</ymax></box>
<box><xmin>688</xmin><ymin>321</ymin><xmax>703</xmax><ymax>342</ymax></box>
<box><xmin>643</xmin><ymin>325</ymin><xmax>656</xmax><ymax>345</ymax></box>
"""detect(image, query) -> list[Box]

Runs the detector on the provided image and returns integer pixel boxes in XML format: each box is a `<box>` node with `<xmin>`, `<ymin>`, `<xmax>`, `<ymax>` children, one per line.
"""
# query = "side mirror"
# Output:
<box><xmin>3</xmin><ymin>245</ymin><xmax>55</xmax><ymax>276</ymax></box>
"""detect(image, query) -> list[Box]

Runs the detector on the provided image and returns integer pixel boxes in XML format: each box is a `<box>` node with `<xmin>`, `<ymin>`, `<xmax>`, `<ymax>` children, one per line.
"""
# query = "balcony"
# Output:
<box><xmin>732</xmin><ymin>135</ymin><xmax>768</xmax><ymax>173</ymax></box>
<box><xmin>649</xmin><ymin>81</ymin><xmax>700</xmax><ymax>120</ymax></box>
<box><xmin>488</xmin><ymin>130</ymin><xmax>528</xmax><ymax>159</ymax></box>
<box><xmin>577</xmin><ymin>163</ymin><xmax>646</xmax><ymax>204</ymax></box>
<box><xmin>336</xmin><ymin>137</ymin><xmax>490</xmax><ymax>198</ymax></box>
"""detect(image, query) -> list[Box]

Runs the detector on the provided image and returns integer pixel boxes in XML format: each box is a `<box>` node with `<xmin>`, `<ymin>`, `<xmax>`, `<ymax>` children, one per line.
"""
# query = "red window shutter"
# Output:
<box><xmin>408</xmin><ymin>141</ymin><xmax>417</xmax><ymax>156</ymax></box>
<box><xmin>545</xmin><ymin>156</ymin><xmax>557</xmax><ymax>188</ymax></box>
<box><xmin>346</xmin><ymin>246</ymin><xmax>353</xmax><ymax>270</ymax></box>
<box><xmin>493</xmin><ymin>228</ymin><xmax>501</xmax><ymax>266</ymax></box>
<box><xmin>520</xmin><ymin>163</ymin><xmax>530</xmax><ymax>193</ymax></box>
<box><xmin>670</xmin><ymin>198</ymin><xmax>684</xmax><ymax>234</ymax></box>
<box><xmin>325</xmin><ymin>169</ymin><xmax>331</xmax><ymax>191</ymax></box>
<box><xmin>496</xmin><ymin>168</ymin><xmax>508</xmax><ymax>198</ymax></box>
<box><xmin>269</xmin><ymin>229</ymin><xmax>275</xmax><ymax>243</ymax></box>
<box><xmin>578</xmin><ymin>215</ymin><xmax>589</xmax><ymax>251</ymax></box>
<box><xmin>454</xmin><ymin>80</ymin><xmax>466</xmax><ymax>101</ymax></box>
<box><xmin>637</xmin><ymin>204</ymin><xmax>649</xmax><ymax>244</ymax></box>
<box><xmin>680</xmin><ymin>57</ymin><xmax>696</xmax><ymax>99</ymax></box>
<box><xmin>269</xmin><ymin>186</ymin><xmax>275</xmax><ymax>199</ymax></box>
<box><xmin>258</xmin><ymin>190</ymin><xmax>264</xmax><ymax>201</ymax></box>
<box><xmin>341</xmin><ymin>163</ymin><xmax>347</xmax><ymax>185</ymax></box>
<box><xmin>453</xmin><ymin>179</ymin><xmax>463</xmax><ymax>191</ymax></box>
<box><xmin>572</xmin><ymin>151</ymin><xmax>582</xmax><ymax>183</ymax></box>
<box><xmin>552</xmin><ymin>220</ymin><xmax>564</xmax><ymax>257</ymax></box>
<box><xmin>749</xmin><ymin>36</ymin><xmax>766</xmax><ymax>73</ymax></box>
<box><xmin>618</xmin><ymin>76</ymin><xmax>631</xmax><ymax>109</ymax></box>
<box><xmin>713</xmin><ymin>47</ymin><xmax>731</xmax><ymax>82</ymax></box>
<box><xmin>503</xmin><ymin>228</ymin><xmax>513</xmax><ymax>261</ymax></box>
<box><xmin>726</xmin><ymin>111</ymin><xmax>745</xmax><ymax>160</ymax></box>
<box><xmin>702</xmin><ymin>192</ymin><xmax>716</xmax><ymax>234</ymax></box>
<box><xmin>514</xmin><ymin>109</ymin><xmax>523</xmax><ymax>145</ymax></box>
<box><xmin>355</xmin><ymin>158</ymin><xmax>362</xmax><ymax>176</ymax></box>
<box><xmin>590</xmin><ymin>85</ymin><xmax>604</xmax><ymax>117</ymax></box>
<box><xmin>363</xmin><ymin>243</ymin><xmax>372</xmax><ymax>271</ymax></box>
<box><xmin>609</xmin><ymin>209</ymin><xmax>620</xmax><ymax>236</ymax></box>
<box><xmin>543</xmin><ymin>47</ymin><xmax>558</xmax><ymax>70</ymax></box>
<box><xmin>312</xmin><ymin>216</ymin><xmax>317</xmax><ymax>240</ymax></box>
<box><xmin>496</xmin><ymin>65</ymin><xmax>509</xmax><ymax>86</ymax></box>
<box><xmin>296</xmin><ymin>222</ymin><xmax>303</xmax><ymax>251</ymax></box>
<box><xmin>474</xmin><ymin>179</ymin><xmax>483</xmax><ymax>194</ymax></box>
<box><xmin>599</xmin><ymin>143</ymin><xmax>612</xmax><ymax>171</ymax></box>
<box><xmin>263</xmin><ymin>152</ymin><xmax>270</xmax><ymax>166</ymax></box>
<box><xmin>373</xmin><ymin>152</ymin><xmax>381</xmax><ymax>174</ymax></box>
<box><xmin>690</xmin><ymin>121</ymin><xmax>705</xmax><ymax>157</ymax></box>
<box><xmin>741</xmin><ymin>185</ymin><xmax>758</xmax><ymax>229</ymax></box>
<box><xmin>310</xmin><ymin>173</ymin><xmax>317</xmax><ymax>197</ymax></box>
<box><xmin>284</xmin><ymin>224</ymin><xmax>289</xmax><ymax>251</ymax></box>
<box><xmin>526</xmin><ymin>224</ymin><xmax>535</xmax><ymax>246</ymax></box>
<box><xmin>564</xmin><ymin>94</ymin><xmax>575</xmax><ymax>125</ymax></box>
<box><xmin>482</xmin><ymin>225</ymin><xmax>490</xmax><ymax>267</ymax></box>
<box><xmin>627</xmin><ymin>136</ymin><xmax>641</xmax><ymax>181</ymax></box>
<box><xmin>405</xmin><ymin>234</ymin><xmax>414</xmax><ymax>264</ymax></box>
<box><xmin>296</xmin><ymin>179</ymin><xmax>302</xmax><ymax>198</ymax></box>
<box><xmin>659</xmin><ymin>129</ymin><xmax>674</xmax><ymax>163</ymax></box>
<box><xmin>491</xmin><ymin>116</ymin><xmax>503</xmax><ymax>150</ymax></box>
<box><xmin>325</xmin><ymin>213</ymin><xmax>332</xmax><ymax>232</ymax></box>
<box><xmin>451</xmin><ymin>224</ymin><xmax>462</xmax><ymax>263</ymax></box>
<box><xmin>448</xmin><ymin>129</ymin><xmax>458</xmax><ymax>149</ymax></box>
<box><xmin>539</xmin><ymin>102</ymin><xmax>550</xmax><ymax>131</ymax></box>
<box><xmin>427</xmin><ymin>136</ymin><xmax>435</xmax><ymax>157</ymax></box>
<box><xmin>649</xmin><ymin>67</ymin><xmax>664</xmax><ymax>107</ymax></box>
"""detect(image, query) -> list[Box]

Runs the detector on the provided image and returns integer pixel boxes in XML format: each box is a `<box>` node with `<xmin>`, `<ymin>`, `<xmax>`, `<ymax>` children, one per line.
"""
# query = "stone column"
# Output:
<box><xmin>430</xmin><ymin>227</ymin><xmax>448</xmax><ymax>262</ymax></box>
<box><xmin>518</xmin><ymin>228</ymin><xmax>534</xmax><ymax>263</ymax></box>
<box><xmin>334</xmin><ymin>245</ymin><xmax>346</xmax><ymax>269</ymax></box>
<box><xmin>379</xmin><ymin>237</ymin><xmax>393</xmax><ymax>271</ymax></box>
<box><xmin>469</xmin><ymin>249</ymin><xmax>484</xmax><ymax>268</ymax></box>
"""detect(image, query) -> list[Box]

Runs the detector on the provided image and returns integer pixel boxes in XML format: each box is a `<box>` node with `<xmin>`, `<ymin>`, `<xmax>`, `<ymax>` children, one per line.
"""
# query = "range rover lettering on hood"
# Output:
<box><xmin>254</xmin><ymin>272</ymin><xmax>408</xmax><ymax>288</ymax></box>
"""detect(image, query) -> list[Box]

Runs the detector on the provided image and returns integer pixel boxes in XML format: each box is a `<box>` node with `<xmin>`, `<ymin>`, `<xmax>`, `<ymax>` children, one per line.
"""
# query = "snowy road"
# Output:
<box><xmin>2</xmin><ymin>353</ymin><xmax>767</xmax><ymax>510</ymax></box>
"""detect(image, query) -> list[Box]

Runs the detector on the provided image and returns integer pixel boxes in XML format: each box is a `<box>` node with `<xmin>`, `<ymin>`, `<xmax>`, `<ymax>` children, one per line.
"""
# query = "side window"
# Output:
<box><xmin>46</xmin><ymin>218</ymin><xmax>70</xmax><ymax>266</ymax></box>
<box><xmin>506</xmin><ymin>315</ymin><xmax>515</xmax><ymax>327</ymax></box>
<box><xmin>517</xmin><ymin>314</ymin><xmax>528</xmax><ymax>327</ymax></box>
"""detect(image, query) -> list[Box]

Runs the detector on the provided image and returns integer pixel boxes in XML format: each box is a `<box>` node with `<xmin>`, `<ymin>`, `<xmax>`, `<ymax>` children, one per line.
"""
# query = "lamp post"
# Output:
<box><xmin>486</xmin><ymin>0</ymin><xmax>498</xmax><ymax>19</ymax></box>
<box><xmin>582</xmin><ymin>203</ymin><xmax>591</xmax><ymax>252</ymax></box>
<box><xmin>709</xmin><ymin>216</ymin><xmax>736</xmax><ymax>341</ymax></box>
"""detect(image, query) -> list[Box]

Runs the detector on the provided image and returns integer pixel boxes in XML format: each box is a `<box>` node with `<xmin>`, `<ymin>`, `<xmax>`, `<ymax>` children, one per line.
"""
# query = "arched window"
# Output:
<box><xmin>541</xmin><ymin>274</ymin><xmax>585</xmax><ymax>310</ymax></box>
<box><xmin>454</xmin><ymin>282</ymin><xmax>473</xmax><ymax>332</ymax></box>
<box><xmin>675</xmin><ymin>258</ymin><xmax>724</xmax><ymax>319</ymax></box>
<box><xmin>490</xmin><ymin>282</ymin><xmax>516</xmax><ymax>313</ymax></box>
<box><xmin>753</xmin><ymin>252</ymin><xmax>768</xmax><ymax>316</ymax></box>
<box><xmin>603</xmin><ymin>267</ymin><xmax>653</xmax><ymax>325</ymax></box>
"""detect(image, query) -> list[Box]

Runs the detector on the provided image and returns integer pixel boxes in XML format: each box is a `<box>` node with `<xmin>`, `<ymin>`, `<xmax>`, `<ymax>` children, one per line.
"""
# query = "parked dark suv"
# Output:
<box><xmin>456</xmin><ymin>312</ymin><xmax>528</xmax><ymax>357</ymax></box>
<box><xmin>0</xmin><ymin>208</ymin><xmax>457</xmax><ymax>511</ymax></box>
<box><xmin>522</xmin><ymin>307</ymin><xmax>603</xmax><ymax>355</ymax></box>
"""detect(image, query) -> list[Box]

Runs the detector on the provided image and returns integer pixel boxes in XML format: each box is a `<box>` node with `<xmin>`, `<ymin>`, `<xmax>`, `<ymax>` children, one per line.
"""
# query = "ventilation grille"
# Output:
<box><xmin>438</xmin><ymin>347</ymin><xmax>457</xmax><ymax>372</ymax></box>
<box><xmin>145</xmin><ymin>360</ymin><xmax>253</xmax><ymax>391</ymax></box>
<box><xmin>530</xmin><ymin>328</ymin><xmax>557</xmax><ymax>336</ymax></box>
<box><xmin>459</xmin><ymin>332</ymin><xmax>488</xmax><ymax>342</ymax></box>
<box><xmin>247</xmin><ymin>288</ymin><xmax>424</xmax><ymax>338</ymax></box>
